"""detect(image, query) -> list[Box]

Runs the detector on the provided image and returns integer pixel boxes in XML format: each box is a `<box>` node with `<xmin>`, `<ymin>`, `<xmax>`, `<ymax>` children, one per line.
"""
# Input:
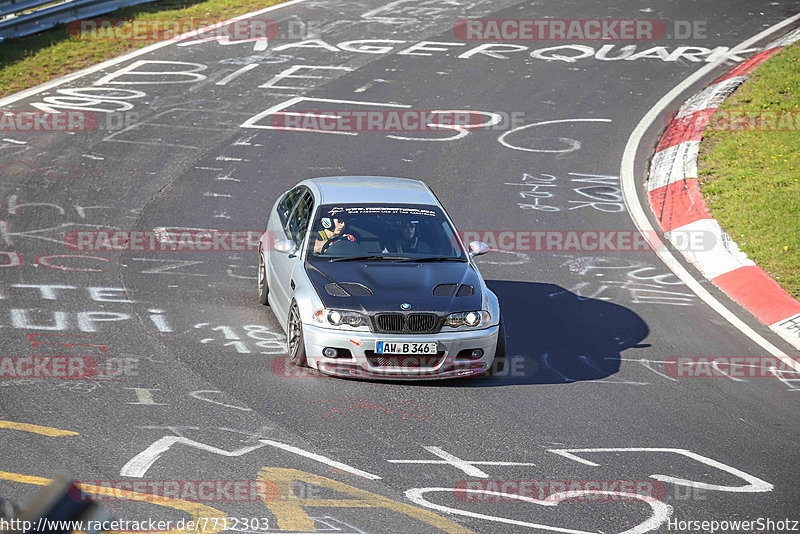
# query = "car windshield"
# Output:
<box><xmin>307</xmin><ymin>204</ymin><xmax>467</xmax><ymax>261</ymax></box>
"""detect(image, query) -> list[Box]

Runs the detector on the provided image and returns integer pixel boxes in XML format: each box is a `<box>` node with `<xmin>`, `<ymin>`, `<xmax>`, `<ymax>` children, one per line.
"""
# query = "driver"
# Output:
<box><xmin>314</xmin><ymin>217</ymin><xmax>356</xmax><ymax>253</ymax></box>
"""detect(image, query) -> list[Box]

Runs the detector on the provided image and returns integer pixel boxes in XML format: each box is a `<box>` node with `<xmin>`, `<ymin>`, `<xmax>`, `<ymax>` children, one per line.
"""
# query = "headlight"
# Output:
<box><xmin>445</xmin><ymin>310</ymin><xmax>491</xmax><ymax>329</ymax></box>
<box><xmin>313</xmin><ymin>308</ymin><xmax>367</xmax><ymax>328</ymax></box>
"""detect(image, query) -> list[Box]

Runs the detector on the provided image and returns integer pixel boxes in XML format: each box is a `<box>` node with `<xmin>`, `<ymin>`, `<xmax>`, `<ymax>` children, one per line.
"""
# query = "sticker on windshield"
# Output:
<box><xmin>328</xmin><ymin>206</ymin><xmax>437</xmax><ymax>217</ymax></box>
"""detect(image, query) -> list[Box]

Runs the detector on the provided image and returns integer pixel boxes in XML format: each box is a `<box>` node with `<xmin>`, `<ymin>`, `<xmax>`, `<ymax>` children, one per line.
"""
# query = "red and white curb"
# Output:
<box><xmin>647</xmin><ymin>27</ymin><xmax>800</xmax><ymax>350</ymax></box>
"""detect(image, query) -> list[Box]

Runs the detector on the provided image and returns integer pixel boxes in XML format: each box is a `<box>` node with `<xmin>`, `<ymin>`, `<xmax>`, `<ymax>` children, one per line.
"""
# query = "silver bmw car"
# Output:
<box><xmin>257</xmin><ymin>176</ymin><xmax>504</xmax><ymax>380</ymax></box>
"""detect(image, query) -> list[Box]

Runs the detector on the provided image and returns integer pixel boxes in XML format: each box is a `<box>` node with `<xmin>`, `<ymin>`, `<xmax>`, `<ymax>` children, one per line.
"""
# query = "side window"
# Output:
<box><xmin>286</xmin><ymin>192</ymin><xmax>314</xmax><ymax>244</ymax></box>
<box><xmin>277</xmin><ymin>187</ymin><xmax>304</xmax><ymax>227</ymax></box>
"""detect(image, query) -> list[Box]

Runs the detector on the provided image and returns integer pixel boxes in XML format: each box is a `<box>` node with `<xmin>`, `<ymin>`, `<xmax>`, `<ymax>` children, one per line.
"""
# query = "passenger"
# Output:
<box><xmin>392</xmin><ymin>220</ymin><xmax>431</xmax><ymax>254</ymax></box>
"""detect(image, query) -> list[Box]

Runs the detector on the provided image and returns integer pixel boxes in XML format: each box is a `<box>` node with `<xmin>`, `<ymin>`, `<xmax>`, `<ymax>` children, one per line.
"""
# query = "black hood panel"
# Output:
<box><xmin>306</xmin><ymin>261</ymin><xmax>483</xmax><ymax>314</ymax></box>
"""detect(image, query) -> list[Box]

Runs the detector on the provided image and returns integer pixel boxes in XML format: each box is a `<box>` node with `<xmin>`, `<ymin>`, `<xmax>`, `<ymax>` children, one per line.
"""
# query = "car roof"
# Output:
<box><xmin>300</xmin><ymin>176</ymin><xmax>438</xmax><ymax>206</ymax></box>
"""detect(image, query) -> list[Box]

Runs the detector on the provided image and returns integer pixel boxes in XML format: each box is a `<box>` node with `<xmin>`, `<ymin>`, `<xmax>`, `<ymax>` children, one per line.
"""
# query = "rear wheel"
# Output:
<box><xmin>257</xmin><ymin>247</ymin><xmax>269</xmax><ymax>305</ymax></box>
<box><xmin>287</xmin><ymin>302</ymin><xmax>307</xmax><ymax>367</ymax></box>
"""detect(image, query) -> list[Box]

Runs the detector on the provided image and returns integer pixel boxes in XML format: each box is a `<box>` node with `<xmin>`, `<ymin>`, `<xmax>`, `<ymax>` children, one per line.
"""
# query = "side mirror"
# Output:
<box><xmin>468</xmin><ymin>241</ymin><xmax>490</xmax><ymax>257</ymax></box>
<box><xmin>274</xmin><ymin>239</ymin><xmax>296</xmax><ymax>254</ymax></box>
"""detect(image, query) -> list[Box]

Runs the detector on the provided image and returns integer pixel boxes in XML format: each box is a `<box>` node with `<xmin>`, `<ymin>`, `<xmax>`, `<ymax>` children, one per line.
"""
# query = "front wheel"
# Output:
<box><xmin>495</xmin><ymin>318</ymin><xmax>506</xmax><ymax>359</ymax></box>
<box><xmin>486</xmin><ymin>318</ymin><xmax>507</xmax><ymax>377</ymax></box>
<box><xmin>287</xmin><ymin>302</ymin><xmax>307</xmax><ymax>367</ymax></box>
<box><xmin>257</xmin><ymin>247</ymin><xmax>269</xmax><ymax>305</ymax></box>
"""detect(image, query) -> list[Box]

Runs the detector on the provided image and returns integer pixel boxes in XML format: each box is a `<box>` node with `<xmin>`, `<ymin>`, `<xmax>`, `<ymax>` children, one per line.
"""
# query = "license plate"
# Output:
<box><xmin>376</xmin><ymin>341</ymin><xmax>437</xmax><ymax>355</ymax></box>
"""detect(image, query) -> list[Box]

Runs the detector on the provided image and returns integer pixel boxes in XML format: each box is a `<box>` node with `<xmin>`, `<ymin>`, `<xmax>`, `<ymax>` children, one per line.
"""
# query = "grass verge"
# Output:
<box><xmin>0</xmin><ymin>0</ymin><xmax>289</xmax><ymax>98</ymax></box>
<box><xmin>698</xmin><ymin>41</ymin><xmax>800</xmax><ymax>299</ymax></box>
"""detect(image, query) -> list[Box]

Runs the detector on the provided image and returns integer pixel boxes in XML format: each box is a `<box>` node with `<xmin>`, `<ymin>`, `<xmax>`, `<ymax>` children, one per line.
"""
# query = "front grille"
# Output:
<box><xmin>407</xmin><ymin>313</ymin><xmax>436</xmax><ymax>332</ymax></box>
<box><xmin>366</xmin><ymin>351</ymin><xmax>446</xmax><ymax>368</ymax></box>
<box><xmin>373</xmin><ymin>313</ymin><xmax>441</xmax><ymax>334</ymax></box>
<box><xmin>375</xmin><ymin>314</ymin><xmax>405</xmax><ymax>332</ymax></box>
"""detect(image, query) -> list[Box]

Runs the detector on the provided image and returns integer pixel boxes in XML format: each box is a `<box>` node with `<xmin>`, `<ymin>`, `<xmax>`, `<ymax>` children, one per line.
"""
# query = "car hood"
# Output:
<box><xmin>305</xmin><ymin>260</ymin><xmax>483</xmax><ymax>314</ymax></box>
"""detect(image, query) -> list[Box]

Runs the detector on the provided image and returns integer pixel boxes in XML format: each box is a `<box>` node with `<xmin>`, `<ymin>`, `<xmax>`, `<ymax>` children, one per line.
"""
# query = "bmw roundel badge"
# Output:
<box><xmin>400</xmin><ymin>303</ymin><xmax>411</xmax><ymax>310</ymax></box>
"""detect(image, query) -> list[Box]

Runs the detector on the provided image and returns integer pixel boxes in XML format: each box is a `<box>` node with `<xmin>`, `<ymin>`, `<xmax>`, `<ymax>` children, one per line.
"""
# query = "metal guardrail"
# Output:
<box><xmin>0</xmin><ymin>0</ymin><xmax>158</xmax><ymax>42</ymax></box>
<box><xmin>0</xmin><ymin>0</ymin><xmax>59</xmax><ymax>18</ymax></box>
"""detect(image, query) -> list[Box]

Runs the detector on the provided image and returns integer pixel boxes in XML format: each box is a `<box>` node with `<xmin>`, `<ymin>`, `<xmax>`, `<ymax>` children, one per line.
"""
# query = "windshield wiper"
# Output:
<box><xmin>397</xmin><ymin>256</ymin><xmax>466</xmax><ymax>262</ymax></box>
<box><xmin>330</xmin><ymin>255</ymin><xmax>412</xmax><ymax>262</ymax></box>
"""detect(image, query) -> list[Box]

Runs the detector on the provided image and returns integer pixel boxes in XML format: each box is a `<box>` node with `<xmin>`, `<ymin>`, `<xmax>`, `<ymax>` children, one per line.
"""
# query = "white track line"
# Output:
<box><xmin>259</xmin><ymin>439</ymin><xmax>382</xmax><ymax>480</ymax></box>
<box><xmin>620</xmin><ymin>13</ymin><xmax>800</xmax><ymax>370</ymax></box>
<box><xmin>0</xmin><ymin>0</ymin><xmax>310</xmax><ymax>107</ymax></box>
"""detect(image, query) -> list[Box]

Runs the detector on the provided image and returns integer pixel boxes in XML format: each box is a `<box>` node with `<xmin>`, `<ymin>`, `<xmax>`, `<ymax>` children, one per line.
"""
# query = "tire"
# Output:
<box><xmin>257</xmin><ymin>247</ymin><xmax>269</xmax><ymax>305</ymax></box>
<box><xmin>495</xmin><ymin>317</ymin><xmax>507</xmax><ymax>359</ymax></box>
<box><xmin>486</xmin><ymin>318</ymin><xmax>507</xmax><ymax>377</ymax></box>
<box><xmin>287</xmin><ymin>302</ymin><xmax>307</xmax><ymax>367</ymax></box>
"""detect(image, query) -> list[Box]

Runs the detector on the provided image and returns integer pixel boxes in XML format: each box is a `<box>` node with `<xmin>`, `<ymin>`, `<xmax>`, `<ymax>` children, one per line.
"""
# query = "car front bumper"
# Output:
<box><xmin>302</xmin><ymin>323</ymin><xmax>499</xmax><ymax>380</ymax></box>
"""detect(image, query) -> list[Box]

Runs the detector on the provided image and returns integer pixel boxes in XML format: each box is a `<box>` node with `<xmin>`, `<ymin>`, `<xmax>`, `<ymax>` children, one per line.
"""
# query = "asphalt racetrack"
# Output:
<box><xmin>1</xmin><ymin>1</ymin><xmax>799</xmax><ymax>532</ymax></box>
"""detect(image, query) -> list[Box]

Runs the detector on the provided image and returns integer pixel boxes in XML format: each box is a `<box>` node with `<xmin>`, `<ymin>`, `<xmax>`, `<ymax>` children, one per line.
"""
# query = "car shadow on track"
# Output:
<box><xmin>440</xmin><ymin>280</ymin><xmax>650</xmax><ymax>387</ymax></box>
